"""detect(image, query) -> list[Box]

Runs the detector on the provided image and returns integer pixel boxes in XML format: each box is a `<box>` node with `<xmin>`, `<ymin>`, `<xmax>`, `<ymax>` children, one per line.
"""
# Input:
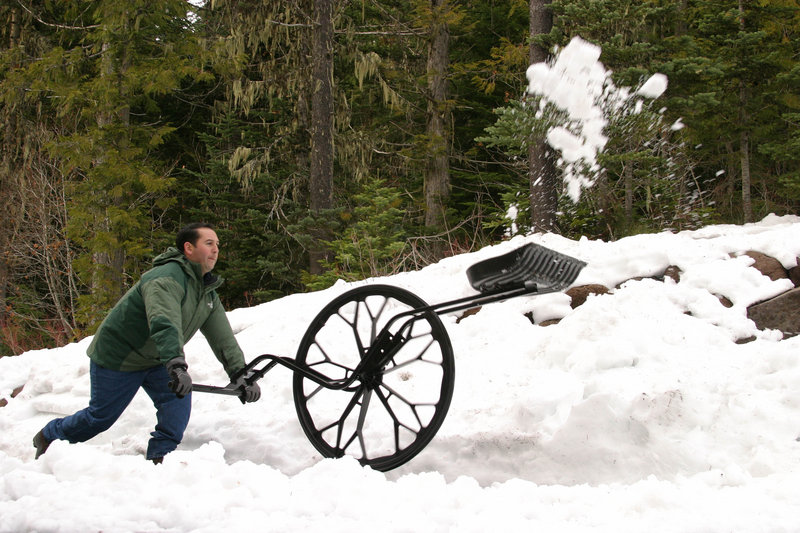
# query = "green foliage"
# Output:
<box><xmin>658</xmin><ymin>0</ymin><xmax>800</xmax><ymax>221</ymax></box>
<box><xmin>2</xmin><ymin>0</ymin><xmax>800</xmax><ymax>352</ymax></box>
<box><xmin>305</xmin><ymin>178</ymin><xmax>409</xmax><ymax>291</ymax></box>
<box><xmin>173</xmin><ymin>106</ymin><xmax>307</xmax><ymax>309</ymax></box>
<box><xmin>6</xmin><ymin>0</ymin><xmax>212</xmax><ymax>333</ymax></box>
<box><xmin>479</xmin><ymin>100</ymin><xmax>551</xmax><ymax>155</ymax></box>
<box><xmin>480</xmin><ymin>0</ymin><xmax>799</xmax><ymax>238</ymax></box>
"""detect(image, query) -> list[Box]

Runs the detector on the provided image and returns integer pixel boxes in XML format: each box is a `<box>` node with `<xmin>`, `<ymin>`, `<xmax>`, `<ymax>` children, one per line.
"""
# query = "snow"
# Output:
<box><xmin>526</xmin><ymin>37</ymin><xmax>670</xmax><ymax>202</ymax></box>
<box><xmin>526</xmin><ymin>37</ymin><xmax>609</xmax><ymax>202</ymax></box>
<box><xmin>2</xmin><ymin>215</ymin><xmax>800</xmax><ymax>532</ymax></box>
<box><xmin>637</xmin><ymin>73</ymin><xmax>668</xmax><ymax>99</ymax></box>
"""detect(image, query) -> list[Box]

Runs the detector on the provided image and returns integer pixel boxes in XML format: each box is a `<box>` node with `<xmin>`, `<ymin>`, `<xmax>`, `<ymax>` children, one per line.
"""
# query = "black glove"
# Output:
<box><xmin>230</xmin><ymin>374</ymin><xmax>261</xmax><ymax>404</ymax></box>
<box><xmin>166</xmin><ymin>357</ymin><xmax>192</xmax><ymax>398</ymax></box>
<box><xmin>241</xmin><ymin>382</ymin><xmax>261</xmax><ymax>404</ymax></box>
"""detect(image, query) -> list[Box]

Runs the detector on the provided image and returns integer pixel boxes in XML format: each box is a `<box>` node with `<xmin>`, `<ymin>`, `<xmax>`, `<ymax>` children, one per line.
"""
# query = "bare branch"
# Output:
<box><xmin>15</xmin><ymin>0</ymin><xmax>99</xmax><ymax>31</ymax></box>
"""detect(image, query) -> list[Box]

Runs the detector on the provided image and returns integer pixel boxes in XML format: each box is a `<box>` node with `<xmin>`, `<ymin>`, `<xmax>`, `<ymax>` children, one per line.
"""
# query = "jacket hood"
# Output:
<box><xmin>153</xmin><ymin>247</ymin><xmax>203</xmax><ymax>279</ymax></box>
<box><xmin>153</xmin><ymin>247</ymin><xmax>186</xmax><ymax>267</ymax></box>
<box><xmin>153</xmin><ymin>247</ymin><xmax>222</xmax><ymax>288</ymax></box>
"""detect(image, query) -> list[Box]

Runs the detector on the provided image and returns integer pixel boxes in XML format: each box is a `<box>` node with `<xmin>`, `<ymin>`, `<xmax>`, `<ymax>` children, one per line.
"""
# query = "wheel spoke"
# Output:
<box><xmin>372</xmin><ymin>385</ymin><xmax>419</xmax><ymax>451</ymax></box>
<box><xmin>354</xmin><ymin>387</ymin><xmax>373</xmax><ymax>458</ymax></box>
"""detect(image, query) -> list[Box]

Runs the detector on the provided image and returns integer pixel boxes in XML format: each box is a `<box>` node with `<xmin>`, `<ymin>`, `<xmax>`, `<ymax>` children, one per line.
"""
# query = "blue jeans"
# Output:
<box><xmin>42</xmin><ymin>361</ymin><xmax>191</xmax><ymax>460</ymax></box>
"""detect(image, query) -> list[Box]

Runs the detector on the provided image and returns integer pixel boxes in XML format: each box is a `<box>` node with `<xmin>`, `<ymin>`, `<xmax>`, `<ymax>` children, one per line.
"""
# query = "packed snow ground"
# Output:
<box><xmin>2</xmin><ymin>215</ymin><xmax>800</xmax><ymax>532</ymax></box>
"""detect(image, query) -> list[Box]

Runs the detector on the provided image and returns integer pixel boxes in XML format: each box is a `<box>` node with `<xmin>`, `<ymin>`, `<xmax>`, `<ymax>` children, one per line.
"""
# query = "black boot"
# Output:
<box><xmin>151</xmin><ymin>456</ymin><xmax>164</xmax><ymax>465</ymax></box>
<box><xmin>32</xmin><ymin>430</ymin><xmax>51</xmax><ymax>460</ymax></box>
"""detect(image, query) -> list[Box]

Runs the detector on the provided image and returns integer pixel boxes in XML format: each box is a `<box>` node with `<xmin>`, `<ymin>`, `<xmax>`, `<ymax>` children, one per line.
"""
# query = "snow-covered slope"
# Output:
<box><xmin>2</xmin><ymin>215</ymin><xmax>800</xmax><ymax>532</ymax></box>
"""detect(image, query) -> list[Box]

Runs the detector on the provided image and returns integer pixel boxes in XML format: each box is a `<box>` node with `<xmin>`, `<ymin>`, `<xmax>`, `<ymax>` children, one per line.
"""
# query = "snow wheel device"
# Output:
<box><xmin>193</xmin><ymin>243</ymin><xmax>586</xmax><ymax>471</ymax></box>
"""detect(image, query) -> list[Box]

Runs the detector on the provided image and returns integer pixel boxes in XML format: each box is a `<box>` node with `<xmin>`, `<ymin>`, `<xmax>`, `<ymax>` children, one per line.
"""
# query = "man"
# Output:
<box><xmin>33</xmin><ymin>223</ymin><xmax>260</xmax><ymax>463</ymax></box>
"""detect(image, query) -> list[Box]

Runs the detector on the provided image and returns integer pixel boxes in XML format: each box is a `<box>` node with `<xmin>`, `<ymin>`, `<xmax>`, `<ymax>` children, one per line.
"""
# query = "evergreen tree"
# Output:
<box><xmin>3</xmin><ymin>0</ymin><xmax>798</xmax><ymax>355</ymax></box>
<box><xmin>480</xmin><ymin>0</ymin><xmax>704</xmax><ymax>238</ymax></box>
<box><xmin>15</xmin><ymin>0</ymin><xmax>213</xmax><ymax>332</ymax></box>
<box><xmin>176</xmin><ymin>108</ymin><xmax>307</xmax><ymax>308</ymax></box>
<box><xmin>657</xmin><ymin>0</ymin><xmax>800</xmax><ymax>221</ymax></box>
<box><xmin>307</xmin><ymin>177</ymin><xmax>410</xmax><ymax>289</ymax></box>
<box><xmin>181</xmin><ymin>0</ymin><xmax>313</xmax><ymax>301</ymax></box>
<box><xmin>757</xmin><ymin>1</ymin><xmax>800</xmax><ymax>211</ymax></box>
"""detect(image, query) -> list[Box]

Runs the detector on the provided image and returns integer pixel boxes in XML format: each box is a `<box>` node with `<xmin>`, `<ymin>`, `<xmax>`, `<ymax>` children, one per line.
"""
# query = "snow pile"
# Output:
<box><xmin>2</xmin><ymin>215</ymin><xmax>800</xmax><ymax>532</ymax></box>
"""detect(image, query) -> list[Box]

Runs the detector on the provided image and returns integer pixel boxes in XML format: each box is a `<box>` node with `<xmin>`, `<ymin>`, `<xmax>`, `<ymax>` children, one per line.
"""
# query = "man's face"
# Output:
<box><xmin>184</xmin><ymin>227</ymin><xmax>219</xmax><ymax>274</ymax></box>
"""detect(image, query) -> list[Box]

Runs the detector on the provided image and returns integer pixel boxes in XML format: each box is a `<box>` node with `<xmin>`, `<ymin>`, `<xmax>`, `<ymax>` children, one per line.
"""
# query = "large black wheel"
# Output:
<box><xmin>292</xmin><ymin>284</ymin><xmax>455</xmax><ymax>471</ymax></box>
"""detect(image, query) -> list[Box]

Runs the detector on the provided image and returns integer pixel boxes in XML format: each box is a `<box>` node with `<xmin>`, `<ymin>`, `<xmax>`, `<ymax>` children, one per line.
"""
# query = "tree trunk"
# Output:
<box><xmin>738</xmin><ymin>0</ymin><xmax>752</xmax><ymax>223</ymax></box>
<box><xmin>0</xmin><ymin>245</ymin><xmax>8</xmax><ymax>326</ymax></box>
<box><xmin>528</xmin><ymin>0</ymin><xmax>558</xmax><ymax>232</ymax></box>
<box><xmin>1</xmin><ymin>7</ymin><xmax>22</xmax><ymax>324</ymax></box>
<box><xmin>309</xmin><ymin>0</ymin><xmax>334</xmax><ymax>274</ymax></box>
<box><xmin>739</xmin><ymin>97</ymin><xmax>752</xmax><ymax>223</ymax></box>
<box><xmin>9</xmin><ymin>6</ymin><xmax>20</xmax><ymax>48</ymax></box>
<box><xmin>424</xmin><ymin>0</ymin><xmax>451</xmax><ymax>238</ymax></box>
<box><xmin>93</xmin><ymin>41</ymin><xmax>126</xmax><ymax>307</ymax></box>
<box><xmin>675</xmin><ymin>0</ymin><xmax>688</xmax><ymax>36</ymax></box>
<box><xmin>624</xmin><ymin>164</ymin><xmax>633</xmax><ymax>226</ymax></box>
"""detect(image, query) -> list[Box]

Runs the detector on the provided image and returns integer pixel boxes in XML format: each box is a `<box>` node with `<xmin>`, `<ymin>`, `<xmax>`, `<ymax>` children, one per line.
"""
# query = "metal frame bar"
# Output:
<box><xmin>191</xmin><ymin>281</ymin><xmax>559</xmax><ymax>398</ymax></box>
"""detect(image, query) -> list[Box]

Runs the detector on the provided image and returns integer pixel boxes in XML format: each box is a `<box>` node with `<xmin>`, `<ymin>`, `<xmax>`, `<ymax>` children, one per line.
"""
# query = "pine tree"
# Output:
<box><xmin>306</xmin><ymin>177</ymin><xmax>409</xmax><ymax>289</ymax></box>
<box><xmin>480</xmin><ymin>0</ymin><xmax>704</xmax><ymax>238</ymax></box>
<box><xmin>24</xmin><ymin>0</ymin><xmax>212</xmax><ymax>332</ymax></box>
<box><xmin>176</xmin><ymin>108</ymin><xmax>307</xmax><ymax>308</ymax></box>
<box><xmin>657</xmin><ymin>0</ymin><xmax>800</xmax><ymax>221</ymax></box>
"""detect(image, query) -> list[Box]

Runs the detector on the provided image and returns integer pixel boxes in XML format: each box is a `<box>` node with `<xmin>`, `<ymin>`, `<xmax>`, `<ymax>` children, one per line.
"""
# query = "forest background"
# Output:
<box><xmin>1</xmin><ymin>0</ymin><xmax>798</xmax><ymax>357</ymax></box>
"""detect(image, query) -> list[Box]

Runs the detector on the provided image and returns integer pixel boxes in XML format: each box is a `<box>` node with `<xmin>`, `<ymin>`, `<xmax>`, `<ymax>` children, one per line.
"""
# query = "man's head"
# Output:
<box><xmin>176</xmin><ymin>223</ymin><xmax>219</xmax><ymax>274</ymax></box>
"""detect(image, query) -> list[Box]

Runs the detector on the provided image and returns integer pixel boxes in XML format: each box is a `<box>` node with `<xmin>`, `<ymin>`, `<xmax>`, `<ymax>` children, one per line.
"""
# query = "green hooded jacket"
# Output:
<box><xmin>86</xmin><ymin>248</ymin><xmax>245</xmax><ymax>378</ymax></box>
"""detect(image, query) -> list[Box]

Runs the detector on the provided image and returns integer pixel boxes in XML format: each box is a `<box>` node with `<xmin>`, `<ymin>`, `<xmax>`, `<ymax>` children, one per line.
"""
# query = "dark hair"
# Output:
<box><xmin>176</xmin><ymin>223</ymin><xmax>215</xmax><ymax>255</ymax></box>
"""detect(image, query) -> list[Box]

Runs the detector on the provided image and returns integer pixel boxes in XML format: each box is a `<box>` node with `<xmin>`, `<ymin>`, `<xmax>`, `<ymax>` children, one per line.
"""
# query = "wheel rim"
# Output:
<box><xmin>293</xmin><ymin>284</ymin><xmax>455</xmax><ymax>471</ymax></box>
